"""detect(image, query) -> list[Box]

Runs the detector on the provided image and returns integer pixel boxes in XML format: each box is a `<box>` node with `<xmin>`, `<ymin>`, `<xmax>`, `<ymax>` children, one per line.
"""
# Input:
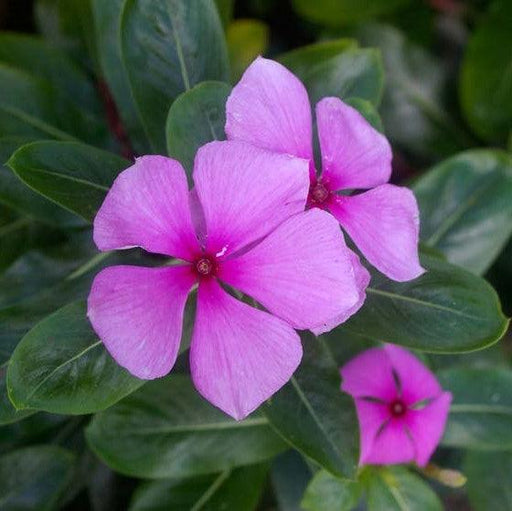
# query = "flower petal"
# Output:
<box><xmin>87</xmin><ymin>265</ymin><xmax>195</xmax><ymax>379</ymax></box>
<box><xmin>190</xmin><ymin>279</ymin><xmax>302</xmax><ymax>420</ymax></box>
<box><xmin>341</xmin><ymin>347</ymin><xmax>397</xmax><ymax>402</ymax></box>
<box><xmin>220</xmin><ymin>208</ymin><xmax>359</xmax><ymax>330</ymax></box>
<box><xmin>94</xmin><ymin>156</ymin><xmax>199</xmax><ymax>261</ymax></box>
<box><xmin>406</xmin><ymin>392</ymin><xmax>452</xmax><ymax>467</ymax></box>
<box><xmin>310</xmin><ymin>249</ymin><xmax>370</xmax><ymax>335</ymax></box>
<box><xmin>317</xmin><ymin>97</ymin><xmax>392</xmax><ymax>191</ymax></box>
<box><xmin>328</xmin><ymin>184</ymin><xmax>425</xmax><ymax>281</ymax></box>
<box><xmin>225</xmin><ymin>56</ymin><xmax>313</xmax><ymax>161</ymax></box>
<box><xmin>193</xmin><ymin>140</ymin><xmax>309</xmax><ymax>256</ymax></box>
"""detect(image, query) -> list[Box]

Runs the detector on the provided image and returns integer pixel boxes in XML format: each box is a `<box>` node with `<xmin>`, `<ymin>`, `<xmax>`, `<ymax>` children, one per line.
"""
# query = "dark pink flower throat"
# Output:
<box><xmin>194</xmin><ymin>256</ymin><xmax>217</xmax><ymax>279</ymax></box>
<box><xmin>389</xmin><ymin>399</ymin><xmax>407</xmax><ymax>418</ymax></box>
<box><xmin>307</xmin><ymin>180</ymin><xmax>332</xmax><ymax>208</ymax></box>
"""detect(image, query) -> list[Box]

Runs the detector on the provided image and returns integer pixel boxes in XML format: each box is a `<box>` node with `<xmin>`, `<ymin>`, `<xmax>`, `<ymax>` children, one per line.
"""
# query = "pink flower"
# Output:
<box><xmin>341</xmin><ymin>345</ymin><xmax>452</xmax><ymax>466</ymax></box>
<box><xmin>225</xmin><ymin>57</ymin><xmax>424</xmax><ymax>282</ymax></box>
<box><xmin>87</xmin><ymin>141</ymin><xmax>362</xmax><ymax>420</ymax></box>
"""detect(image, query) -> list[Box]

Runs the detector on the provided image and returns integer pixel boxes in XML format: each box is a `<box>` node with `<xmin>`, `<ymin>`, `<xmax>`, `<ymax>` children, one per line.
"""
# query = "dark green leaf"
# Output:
<box><xmin>86</xmin><ymin>375</ymin><xmax>286</xmax><ymax>479</ymax></box>
<box><xmin>264</xmin><ymin>334</ymin><xmax>359</xmax><ymax>479</ymax></box>
<box><xmin>302</xmin><ymin>470</ymin><xmax>361</xmax><ymax>511</ymax></box>
<box><xmin>121</xmin><ymin>0</ymin><xmax>229</xmax><ymax>152</ymax></box>
<box><xmin>464</xmin><ymin>451</ymin><xmax>512</xmax><ymax>511</ymax></box>
<box><xmin>438</xmin><ymin>368</ymin><xmax>512</xmax><ymax>449</ymax></box>
<box><xmin>129</xmin><ymin>463</ymin><xmax>268</xmax><ymax>511</ymax></box>
<box><xmin>8</xmin><ymin>141</ymin><xmax>129</xmax><ymax>222</ymax></box>
<box><xmin>332</xmin><ymin>253</ymin><xmax>508</xmax><ymax>352</ymax></box>
<box><xmin>166</xmin><ymin>81</ymin><xmax>231</xmax><ymax>174</ymax></box>
<box><xmin>7</xmin><ymin>300</ymin><xmax>144</xmax><ymax>414</ymax></box>
<box><xmin>0</xmin><ymin>445</ymin><xmax>75</xmax><ymax>511</ymax></box>
<box><xmin>214</xmin><ymin>0</ymin><xmax>234</xmax><ymax>29</ymax></box>
<box><xmin>414</xmin><ymin>149</ymin><xmax>512</xmax><ymax>275</ymax></box>
<box><xmin>460</xmin><ymin>0</ymin><xmax>512</xmax><ymax>143</ymax></box>
<box><xmin>227</xmin><ymin>19</ymin><xmax>269</xmax><ymax>82</ymax></box>
<box><xmin>279</xmin><ymin>40</ymin><xmax>383</xmax><ymax>106</ymax></box>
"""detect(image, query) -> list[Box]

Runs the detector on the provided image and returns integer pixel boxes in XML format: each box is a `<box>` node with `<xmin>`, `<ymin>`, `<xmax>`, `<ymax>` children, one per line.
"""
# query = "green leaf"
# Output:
<box><xmin>166</xmin><ymin>81</ymin><xmax>231</xmax><ymax>174</ymax></box>
<box><xmin>292</xmin><ymin>0</ymin><xmax>410</xmax><ymax>26</ymax></box>
<box><xmin>91</xmin><ymin>0</ymin><xmax>150</xmax><ymax>154</ymax></box>
<box><xmin>460</xmin><ymin>0</ymin><xmax>512</xmax><ymax>143</ymax></box>
<box><xmin>357</xmin><ymin>23</ymin><xmax>473</xmax><ymax>161</ymax></box>
<box><xmin>7</xmin><ymin>300</ymin><xmax>144</xmax><ymax>415</ymax></box>
<box><xmin>301</xmin><ymin>470</ymin><xmax>362</xmax><ymax>511</ymax></box>
<box><xmin>129</xmin><ymin>463</ymin><xmax>268</xmax><ymax>511</ymax></box>
<box><xmin>214</xmin><ymin>0</ymin><xmax>234</xmax><ymax>29</ymax></box>
<box><xmin>86</xmin><ymin>375</ymin><xmax>287</xmax><ymax>479</ymax></box>
<box><xmin>464</xmin><ymin>451</ymin><xmax>512</xmax><ymax>511</ymax></box>
<box><xmin>121</xmin><ymin>0</ymin><xmax>229</xmax><ymax>153</ymax></box>
<box><xmin>414</xmin><ymin>149</ymin><xmax>512</xmax><ymax>275</ymax></box>
<box><xmin>227</xmin><ymin>19</ymin><xmax>269</xmax><ymax>82</ymax></box>
<box><xmin>331</xmin><ymin>252</ymin><xmax>509</xmax><ymax>353</ymax></box>
<box><xmin>438</xmin><ymin>368</ymin><xmax>512</xmax><ymax>449</ymax></box>
<box><xmin>0</xmin><ymin>445</ymin><xmax>75</xmax><ymax>511</ymax></box>
<box><xmin>364</xmin><ymin>466</ymin><xmax>443</xmax><ymax>511</ymax></box>
<box><xmin>8</xmin><ymin>141</ymin><xmax>129</xmax><ymax>222</ymax></box>
<box><xmin>344</xmin><ymin>97</ymin><xmax>384</xmax><ymax>132</ymax></box>
<box><xmin>264</xmin><ymin>334</ymin><xmax>359</xmax><ymax>479</ymax></box>
<box><xmin>279</xmin><ymin>40</ymin><xmax>383</xmax><ymax>106</ymax></box>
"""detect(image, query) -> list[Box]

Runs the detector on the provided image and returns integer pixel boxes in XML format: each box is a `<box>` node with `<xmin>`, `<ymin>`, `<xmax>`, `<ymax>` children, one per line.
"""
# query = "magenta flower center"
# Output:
<box><xmin>309</xmin><ymin>181</ymin><xmax>331</xmax><ymax>205</ymax></box>
<box><xmin>389</xmin><ymin>399</ymin><xmax>407</xmax><ymax>417</ymax></box>
<box><xmin>195</xmin><ymin>257</ymin><xmax>216</xmax><ymax>278</ymax></box>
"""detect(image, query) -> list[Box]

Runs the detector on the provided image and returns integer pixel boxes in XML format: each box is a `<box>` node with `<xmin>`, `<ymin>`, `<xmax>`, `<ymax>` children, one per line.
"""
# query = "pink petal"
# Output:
<box><xmin>87</xmin><ymin>265</ymin><xmax>195</xmax><ymax>379</ymax></box>
<box><xmin>94</xmin><ymin>156</ymin><xmax>199</xmax><ymax>261</ymax></box>
<box><xmin>341</xmin><ymin>347</ymin><xmax>397</xmax><ymax>402</ymax></box>
<box><xmin>317</xmin><ymin>97</ymin><xmax>392</xmax><ymax>191</ymax></box>
<box><xmin>193</xmin><ymin>141</ymin><xmax>309</xmax><ymax>256</ymax></box>
<box><xmin>383</xmin><ymin>344</ymin><xmax>442</xmax><ymax>405</ymax></box>
<box><xmin>220</xmin><ymin>209</ymin><xmax>359</xmax><ymax>331</ymax></box>
<box><xmin>190</xmin><ymin>279</ymin><xmax>302</xmax><ymax>420</ymax></box>
<box><xmin>328</xmin><ymin>184</ymin><xmax>425</xmax><ymax>282</ymax></box>
<box><xmin>405</xmin><ymin>392</ymin><xmax>452</xmax><ymax>467</ymax></box>
<box><xmin>310</xmin><ymin>249</ymin><xmax>370</xmax><ymax>335</ymax></box>
<box><xmin>225</xmin><ymin>56</ymin><xmax>313</xmax><ymax>162</ymax></box>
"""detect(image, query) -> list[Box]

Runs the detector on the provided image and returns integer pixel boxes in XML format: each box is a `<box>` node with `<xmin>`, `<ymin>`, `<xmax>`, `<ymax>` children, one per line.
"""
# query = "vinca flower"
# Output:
<box><xmin>226</xmin><ymin>57</ymin><xmax>424</xmax><ymax>282</ymax></box>
<box><xmin>341</xmin><ymin>345</ymin><xmax>452</xmax><ymax>466</ymax></box>
<box><xmin>88</xmin><ymin>140</ymin><xmax>362</xmax><ymax>420</ymax></box>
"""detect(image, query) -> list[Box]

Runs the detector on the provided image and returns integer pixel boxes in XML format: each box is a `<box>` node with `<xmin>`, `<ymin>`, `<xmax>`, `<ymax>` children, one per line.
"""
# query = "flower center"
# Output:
<box><xmin>195</xmin><ymin>257</ymin><xmax>216</xmax><ymax>278</ymax></box>
<box><xmin>389</xmin><ymin>399</ymin><xmax>407</xmax><ymax>417</ymax></box>
<box><xmin>308</xmin><ymin>181</ymin><xmax>331</xmax><ymax>206</ymax></box>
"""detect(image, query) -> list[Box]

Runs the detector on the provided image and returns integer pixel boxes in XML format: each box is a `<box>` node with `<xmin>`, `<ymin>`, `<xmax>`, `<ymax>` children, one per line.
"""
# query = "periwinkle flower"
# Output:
<box><xmin>226</xmin><ymin>57</ymin><xmax>424</xmax><ymax>283</ymax></box>
<box><xmin>341</xmin><ymin>345</ymin><xmax>452</xmax><ymax>466</ymax></box>
<box><xmin>88</xmin><ymin>140</ymin><xmax>362</xmax><ymax>420</ymax></box>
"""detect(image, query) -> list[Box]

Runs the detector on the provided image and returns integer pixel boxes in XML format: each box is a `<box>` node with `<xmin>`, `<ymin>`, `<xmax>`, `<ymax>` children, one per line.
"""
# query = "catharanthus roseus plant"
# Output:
<box><xmin>88</xmin><ymin>140</ymin><xmax>363</xmax><ymax>419</ymax></box>
<box><xmin>341</xmin><ymin>345</ymin><xmax>452</xmax><ymax>466</ymax></box>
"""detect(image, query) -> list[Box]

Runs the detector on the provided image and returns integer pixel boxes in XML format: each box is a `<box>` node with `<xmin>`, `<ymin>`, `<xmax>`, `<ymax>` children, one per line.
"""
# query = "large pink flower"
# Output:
<box><xmin>87</xmin><ymin>141</ymin><xmax>362</xmax><ymax>420</ymax></box>
<box><xmin>225</xmin><ymin>57</ymin><xmax>424</xmax><ymax>282</ymax></box>
<box><xmin>341</xmin><ymin>345</ymin><xmax>452</xmax><ymax>466</ymax></box>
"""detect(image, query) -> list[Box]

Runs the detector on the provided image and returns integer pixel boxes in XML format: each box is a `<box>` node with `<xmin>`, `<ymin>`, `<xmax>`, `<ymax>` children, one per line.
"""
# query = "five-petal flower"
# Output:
<box><xmin>341</xmin><ymin>345</ymin><xmax>452</xmax><ymax>466</ymax></box>
<box><xmin>88</xmin><ymin>140</ymin><xmax>362</xmax><ymax>420</ymax></box>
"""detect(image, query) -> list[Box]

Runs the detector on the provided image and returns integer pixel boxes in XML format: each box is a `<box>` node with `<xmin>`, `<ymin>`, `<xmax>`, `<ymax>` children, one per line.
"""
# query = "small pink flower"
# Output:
<box><xmin>225</xmin><ymin>57</ymin><xmax>424</xmax><ymax>282</ymax></box>
<box><xmin>341</xmin><ymin>345</ymin><xmax>452</xmax><ymax>466</ymax></box>
<box><xmin>87</xmin><ymin>141</ymin><xmax>362</xmax><ymax>420</ymax></box>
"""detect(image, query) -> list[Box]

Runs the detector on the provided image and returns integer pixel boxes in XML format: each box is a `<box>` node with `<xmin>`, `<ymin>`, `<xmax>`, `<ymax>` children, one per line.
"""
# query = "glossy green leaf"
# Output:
<box><xmin>227</xmin><ymin>19</ymin><xmax>269</xmax><ymax>82</ymax></box>
<box><xmin>121</xmin><ymin>0</ymin><xmax>229</xmax><ymax>153</ymax></box>
<box><xmin>438</xmin><ymin>368</ymin><xmax>512</xmax><ymax>449</ymax></box>
<box><xmin>357</xmin><ymin>23</ymin><xmax>473</xmax><ymax>160</ymax></box>
<box><xmin>460</xmin><ymin>0</ymin><xmax>512</xmax><ymax>143</ymax></box>
<box><xmin>414</xmin><ymin>149</ymin><xmax>512</xmax><ymax>275</ymax></box>
<box><xmin>91</xmin><ymin>0</ymin><xmax>150</xmax><ymax>154</ymax></box>
<box><xmin>7</xmin><ymin>300</ymin><xmax>144</xmax><ymax>415</ymax></box>
<box><xmin>264</xmin><ymin>334</ymin><xmax>359</xmax><ymax>479</ymax></box>
<box><xmin>332</xmin><ymin>253</ymin><xmax>508</xmax><ymax>353</ymax></box>
<box><xmin>364</xmin><ymin>466</ymin><xmax>443</xmax><ymax>511</ymax></box>
<box><xmin>166</xmin><ymin>81</ymin><xmax>231</xmax><ymax>174</ymax></box>
<box><xmin>0</xmin><ymin>445</ymin><xmax>75</xmax><ymax>511</ymax></box>
<box><xmin>8</xmin><ymin>141</ymin><xmax>129</xmax><ymax>222</ymax></box>
<box><xmin>129</xmin><ymin>463</ymin><xmax>268</xmax><ymax>511</ymax></box>
<box><xmin>292</xmin><ymin>0</ymin><xmax>410</xmax><ymax>26</ymax></box>
<box><xmin>301</xmin><ymin>470</ymin><xmax>362</xmax><ymax>511</ymax></box>
<box><xmin>279</xmin><ymin>40</ymin><xmax>383</xmax><ymax>106</ymax></box>
<box><xmin>464</xmin><ymin>451</ymin><xmax>512</xmax><ymax>511</ymax></box>
<box><xmin>86</xmin><ymin>375</ymin><xmax>287</xmax><ymax>479</ymax></box>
